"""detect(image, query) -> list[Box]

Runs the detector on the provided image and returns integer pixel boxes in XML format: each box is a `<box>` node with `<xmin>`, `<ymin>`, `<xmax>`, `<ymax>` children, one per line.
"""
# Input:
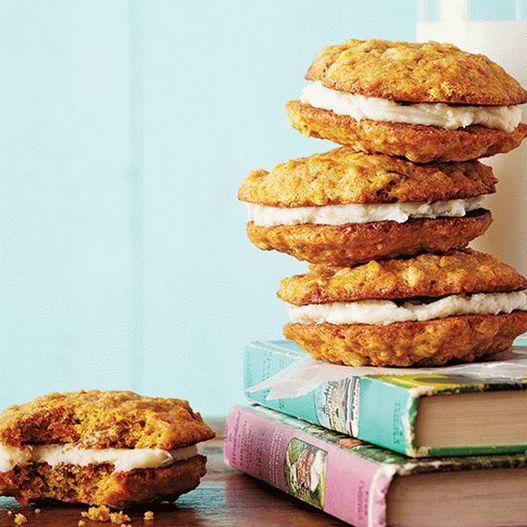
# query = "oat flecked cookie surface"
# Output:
<box><xmin>280</xmin><ymin>250</ymin><xmax>527</xmax><ymax>367</ymax></box>
<box><xmin>239</xmin><ymin>148</ymin><xmax>496</xmax><ymax>207</ymax></box>
<box><xmin>287</xmin><ymin>39</ymin><xmax>527</xmax><ymax>162</ymax></box>
<box><xmin>284</xmin><ymin>313</ymin><xmax>527</xmax><ymax>367</ymax></box>
<box><xmin>241</xmin><ymin>147</ymin><xmax>494</xmax><ymax>265</ymax></box>
<box><xmin>305</xmin><ymin>39</ymin><xmax>527</xmax><ymax>105</ymax></box>
<box><xmin>287</xmin><ymin>101</ymin><xmax>527</xmax><ymax>163</ymax></box>
<box><xmin>0</xmin><ymin>391</ymin><xmax>215</xmax><ymax>508</ymax></box>
<box><xmin>2</xmin><ymin>455</ymin><xmax>208</xmax><ymax>509</ymax></box>
<box><xmin>0</xmin><ymin>390</ymin><xmax>214</xmax><ymax>449</ymax></box>
<box><xmin>279</xmin><ymin>250</ymin><xmax>527</xmax><ymax>304</ymax></box>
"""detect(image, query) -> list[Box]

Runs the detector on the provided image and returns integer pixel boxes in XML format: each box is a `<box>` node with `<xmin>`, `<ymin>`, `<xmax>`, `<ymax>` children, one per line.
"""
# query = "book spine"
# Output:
<box><xmin>359</xmin><ymin>377</ymin><xmax>419</xmax><ymax>456</ymax></box>
<box><xmin>244</xmin><ymin>343</ymin><xmax>417</xmax><ymax>456</ymax></box>
<box><xmin>225</xmin><ymin>406</ymin><xmax>393</xmax><ymax>527</ymax></box>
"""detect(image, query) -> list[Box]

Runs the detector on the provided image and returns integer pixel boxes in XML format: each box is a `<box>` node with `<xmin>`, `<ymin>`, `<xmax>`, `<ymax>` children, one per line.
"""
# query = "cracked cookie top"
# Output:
<box><xmin>279</xmin><ymin>250</ymin><xmax>527</xmax><ymax>305</ymax></box>
<box><xmin>0</xmin><ymin>391</ymin><xmax>215</xmax><ymax>450</ymax></box>
<box><xmin>305</xmin><ymin>39</ymin><xmax>527</xmax><ymax>105</ymax></box>
<box><xmin>238</xmin><ymin>148</ymin><xmax>495</xmax><ymax>207</ymax></box>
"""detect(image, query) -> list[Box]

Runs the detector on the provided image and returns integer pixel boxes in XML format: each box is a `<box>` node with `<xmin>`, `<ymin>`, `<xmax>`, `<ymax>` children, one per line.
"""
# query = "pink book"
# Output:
<box><xmin>224</xmin><ymin>405</ymin><xmax>527</xmax><ymax>527</ymax></box>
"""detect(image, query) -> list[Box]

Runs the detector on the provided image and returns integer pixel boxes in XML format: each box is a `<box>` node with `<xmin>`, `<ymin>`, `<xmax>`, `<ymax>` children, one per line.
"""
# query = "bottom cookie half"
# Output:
<box><xmin>284</xmin><ymin>312</ymin><xmax>527</xmax><ymax>367</ymax></box>
<box><xmin>247</xmin><ymin>210</ymin><xmax>491</xmax><ymax>266</ymax></box>
<box><xmin>0</xmin><ymin>455</ymin><xmax>207</xmax><ymax>508</ymax></box>
<box><xmin>286</xmin><ymin>100</ymin><xmax>527</xmax><ymax>163</ymax></box>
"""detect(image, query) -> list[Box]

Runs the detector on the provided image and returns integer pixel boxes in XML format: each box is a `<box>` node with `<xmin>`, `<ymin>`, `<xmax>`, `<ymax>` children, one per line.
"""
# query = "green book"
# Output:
<box><xmin>244</xmin><ymin>340</ymin><xmax>527</xmax><ymax>457</ymax></box>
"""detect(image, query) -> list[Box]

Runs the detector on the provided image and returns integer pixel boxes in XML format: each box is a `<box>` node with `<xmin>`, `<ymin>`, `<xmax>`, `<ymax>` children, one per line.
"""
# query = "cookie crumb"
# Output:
<box><xmin>82</xmin><ymin>505</ymin><xmax>111</xmax><ymax>522</ymax></box>
<box><xmin>110</xmin><ymin>511</ymin><xmax>131</xmax><ymax>524</ymax></box>
<box><xmin>144</xmin><ymin>511</ymin><xmax>155</xmax><ymax>521</ymax></box>
<box><xmin>33</xmin><ymin>509</ymin><xmax>41</xmax><ymax>514</ymax></box>
<box><xmin>78</xmin><ymin>521</ymin><xmax>86</xmax><ymax>527</ymax></box>
<box><xmin>80</xmin><ymin>506</ymin><xmax>131</xmax><ymax>524</ymax></box>
<box><xmin>14</xmin><ymin>514</ymin><xmax>28</xmax><ymax>525</ymax></box>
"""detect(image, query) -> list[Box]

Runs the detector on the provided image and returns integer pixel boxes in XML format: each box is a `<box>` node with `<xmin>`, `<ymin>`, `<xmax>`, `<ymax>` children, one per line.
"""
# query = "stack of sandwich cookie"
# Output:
<box><xmin>230</xmin><ymin>36</ymin><xmax>527</xmax><ymax>527</ymax></box>
<box><xmin>287</xmin><ymin>39</ymin><xmax>527</xmax><ymax>162</ymax></box>
<box><xmin>239</xmin><ymin>148</ymin><xmax>494</xmax><ymax>265</ymax></box>
<box><xmin>279</xmin><ymin>250</ymin><xmax>527</xmax><ymax>366</ymax></box>
<box><xmin>0</xmin><ymin>391</ymin><xmax>215</xmax><ymax>508</ymax></box>
<box><xmin>238</xmin><ymin>37</ymin><xmax>527</xmax><ymax>367</ymax></box>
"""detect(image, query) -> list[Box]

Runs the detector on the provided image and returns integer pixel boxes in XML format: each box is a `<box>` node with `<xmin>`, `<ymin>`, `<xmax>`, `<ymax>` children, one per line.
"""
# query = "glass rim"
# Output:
<box><xmin>418</xmin><ymin>0</ymin><xmax>527</xmax><ymax>22</ymax></box>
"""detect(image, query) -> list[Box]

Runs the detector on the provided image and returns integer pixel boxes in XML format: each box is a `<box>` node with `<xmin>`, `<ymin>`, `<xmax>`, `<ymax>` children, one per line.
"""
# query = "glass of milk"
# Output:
<box><xmin>417</xmin><ymin>0</ymin><xmax>527</xmax><ymax>274</ymax></box>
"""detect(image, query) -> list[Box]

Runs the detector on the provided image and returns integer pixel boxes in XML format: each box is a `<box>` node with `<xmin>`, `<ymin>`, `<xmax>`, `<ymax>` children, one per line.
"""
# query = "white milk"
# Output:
<box><xmin>418</xmin><ymin>14</ymin><xmax>527</xmax><ymax>274</ymax></box>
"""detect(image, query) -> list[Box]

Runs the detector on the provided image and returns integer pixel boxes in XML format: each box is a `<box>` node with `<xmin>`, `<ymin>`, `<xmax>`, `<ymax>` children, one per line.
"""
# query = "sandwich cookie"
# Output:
<box><xmin>239</xmin><ymin>148</ymin><xmax>495</xmax><ymax>265</ymax></box>
<box><xmin>279</xmin><ymin>250</ymin><xmax>527</xmax><ymax>367</ymax></box>
<box><xmin>287</xmin><ymin>39</ymin><xmax>527</xmax><ymax>162</ymax></box>
<box><xmin>0</xmin><ymin>391</ymin><xmax>215</xmax><ymax>508</ymax></box>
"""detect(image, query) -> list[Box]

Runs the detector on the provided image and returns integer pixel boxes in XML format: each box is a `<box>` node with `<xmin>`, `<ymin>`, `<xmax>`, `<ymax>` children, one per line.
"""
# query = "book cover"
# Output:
<box><xmin>244</xmin><ymin>340</ymin><xmax>527</xmax><ymax>457</ymax></box>
<box><xmin>225</xmin><ymin>405</ymin><xmax>527</xmax><ymax>527</ymax></box>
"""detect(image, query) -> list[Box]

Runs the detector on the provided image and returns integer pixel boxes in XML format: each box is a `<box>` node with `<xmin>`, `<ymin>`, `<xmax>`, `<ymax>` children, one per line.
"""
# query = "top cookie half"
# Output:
<box><xmin>306</xmin><ymin>39</ymin><xmax>527</xmax><ymax>105</ymax></box>
<box><xmin>288</xmin><ymin>39</ymin><xmax>527</xmax><ymax>162</ymax></box>
<box><xmin>0</xmin><ymin>390</ymin><xmax>215</xmax><ymax>450</ymax></box>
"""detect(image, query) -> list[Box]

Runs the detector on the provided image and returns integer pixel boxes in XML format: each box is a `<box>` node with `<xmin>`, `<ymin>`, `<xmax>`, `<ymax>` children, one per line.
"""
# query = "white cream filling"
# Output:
<box><xmin>300</xmin><ymin>81</ymin><xmax>522</xmax><ymax>133</ymax></box>
<box><xmin>288</xmin><ymin>290</ymin><xmax>527</xmax><ymax>326</ymax></box>
<box><xmin>0</xmin><ymin>444</ymin><xmax>32</xmax><ymax>473</ymax></box>
<box><xmin>247</xmin><ymin>196</ymin><xmax>483</xmax><ymax>227</ymax></box>
<box><xmin>0</xmin><ymin>443</ymin><xmax>198</xmax><ymax>473</ymax></box>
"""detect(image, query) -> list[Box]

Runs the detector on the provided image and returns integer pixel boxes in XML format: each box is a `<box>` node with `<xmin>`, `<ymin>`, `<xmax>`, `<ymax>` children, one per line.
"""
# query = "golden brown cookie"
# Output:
<box><xmin>287</xmin><ymin>100</ymin><xmax>527</xmax><ymax>163</ymax></box>
<box><xmin>0</xmin><ymin>391</ymin><xmax>215</xmax><ymax>507</ymax></box>
<box><xmin>305</xmin><ymin>39</ymin><xmax>527</xmax><ymax>105</ymax></box>
<box><xmin>247</xmin><ymin>210</ymin><xmax>491</xmax><ymax>266</ymax></box>
<box><xmin>284</xmin><ymin>313</ymin><xmax>527</xmax><ymax>367</ymax></box>
<box><xmin>279</xmin><ymin>250</ymin><xmax>527</xmax><ymax>305</ymax></box>
<box><xmin>280</xmin><ymin>251</ymin><xmax>527</xmax><ymax>366</ymax></box>
<box><xmin>240</xmin><ymin>147</ymin><xmax>495</xmax><ymax>264</ymax></box>
<box><xmin>239</xmin><ymin>147</ymin><xmax>496</xmax><ymax>206</ymax></box>
<box><xmin>0</xmin><ymin>390</ymin><xmax>213</xmax><ymax>449</ymax></box>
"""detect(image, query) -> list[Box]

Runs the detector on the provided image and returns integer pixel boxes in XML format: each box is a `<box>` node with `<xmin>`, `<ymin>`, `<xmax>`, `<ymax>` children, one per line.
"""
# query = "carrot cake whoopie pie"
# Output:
<box><xmin>279</xmin><ymin>250</ymin><xmax>527</xmax><ymax>367</ymax></box>
<box><xmin>239</xmin><ymin>147</ymin><xmax>495</xmax><ymax>266</ymax></box>
<box><xmin>0</xmin><ymin>391</ymin><xmax>215</xmax><ymax>508</ymax></box>
<box><xmin>287</xmin><ymin>39</ymin><xmax>527</xmax><ymax>162</ymax></box>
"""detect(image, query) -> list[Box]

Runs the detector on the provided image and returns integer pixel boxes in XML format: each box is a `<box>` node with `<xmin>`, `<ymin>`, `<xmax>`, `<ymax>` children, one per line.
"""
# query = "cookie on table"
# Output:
<box><xmin>0</xmin><ymin>391</ymin><xmax>215</xmax><ymax>508</ymax></box>
<box><xmin>279</xmin><ymin>250</ymin><xmax>527</xmax><ymax>367</ymax></box>
<box><xmin>287</xmin><ymin>39</ymin><xmax>527</xmax><ymax>162</ymax></box>
<box><xmin>239</xmin><ymin>147</ymin><xmax>495</xmax><ymax>266</ymax></box>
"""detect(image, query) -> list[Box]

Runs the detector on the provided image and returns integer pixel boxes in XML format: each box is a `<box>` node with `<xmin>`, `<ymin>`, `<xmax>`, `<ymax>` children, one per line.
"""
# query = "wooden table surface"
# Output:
<box><xmin>0</xmin><ymin>430</ymin><xmax>346</xmax><ymax>527</ymax></box>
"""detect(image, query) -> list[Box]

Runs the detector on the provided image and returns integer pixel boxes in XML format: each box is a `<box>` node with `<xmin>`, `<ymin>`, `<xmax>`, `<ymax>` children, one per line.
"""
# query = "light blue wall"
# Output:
<box><xmin>0</xmin><ymin>1</ymin><xmax>417</xmax><ymax>415</ymax></box>
<box><xmin>1</xmin><ymin>1</ymin><xmax>135</xmax><ymax>400</ymax></box>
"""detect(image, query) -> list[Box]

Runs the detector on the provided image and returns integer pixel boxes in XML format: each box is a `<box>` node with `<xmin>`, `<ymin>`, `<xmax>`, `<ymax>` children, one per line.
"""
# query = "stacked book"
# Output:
<box><xmin>227</xmin><ymin>38</ymin><xmax>527</xmax><ymax>527</ymax></box>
